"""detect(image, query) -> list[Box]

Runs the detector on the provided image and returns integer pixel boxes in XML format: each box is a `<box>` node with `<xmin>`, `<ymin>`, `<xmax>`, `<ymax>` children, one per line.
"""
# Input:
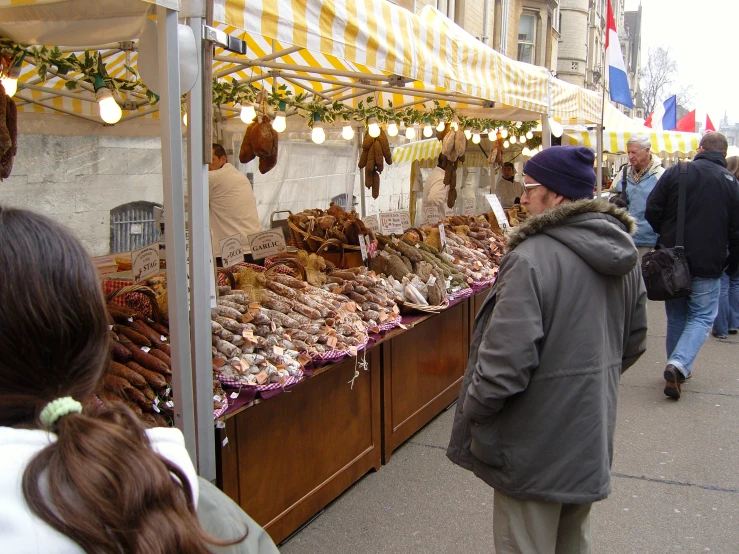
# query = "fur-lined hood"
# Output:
<box><xmin>506</xmin><ymin>199</ymin><xmax>639</xmax><ymax>276</ymax></box>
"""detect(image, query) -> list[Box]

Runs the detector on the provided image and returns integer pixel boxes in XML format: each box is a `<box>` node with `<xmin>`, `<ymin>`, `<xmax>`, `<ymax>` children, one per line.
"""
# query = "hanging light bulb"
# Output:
<box><xmin>311</xmin><ymin>121</ymin><xmax>326</xmax><ymax>144</ymax></box>
<box><xmin>436</xmin><ymin>120</ymin><xmax>445</xmax><ymax>132</ymax></box>
<box><xmin>93</xmin><ymin>75</ymin><xmax>121</xmax><ymax>124</ymax></box>
<box><xmin>534</xmin><ymin>121</ymin><xmax>543</xmax><ymax>132</ymax></box>
<box><xmin>510</xmin><ymin>135</ymin><xmax>517</xmax><ymax>144</ymax></box>
<box><xmin>548</xmin><ymin>117</ymin><xmax>564</xmax><ymax>138</ymax></box>
<box><xmin>387</xmin><ymin>119</ymin><xmax>399</xmax><ymax>137</ymax></box>
<box><xmin>272</xmin><ymin>101</ymin><xmax>287</xmax><ymax>132</ymax></box>
<box><xmin>472</xmin><ymin>132</ymin><xmax>481</xmax><ymax>144</ymax></box>
<box><xmin>519</xmin><ymin>135</ymin><xmax>526</xmax><ymax>143</ymax></box>
<box><xmin>538</xmin><ymin>145</ymin><xmax>544</xmax><ymax>152</ymax></box>
<box><xmin>423</xmin><ymin>118</ymin><xmax>433</xmax><ymax>138</ymax></box>
<box><xmin>526</xmin><ymin>130</ymin><xmax>534</xmax><ymax>139</ymax></box>
<box><xmin>240</xmin><ymin>103</ymin><xmax>256</xmax><ymax>124</ymax></box>
<box><xmin>500</xmin><ymin>128</ymin><xmax>509</xmax><ymax>139</ymax></box>
<box><xmin>515</xmin><ymin>121</ymin><xmax>523</xmax><ymax>128</ymax></box>
<box><xmin>464</xmin><ymin>129</ymin><xmax>472</xmax><ymax>140</ymax></box>
<box><xmin>451</xmin><ymin>120</ymin><xmax>459</xmax><ymax>131</ymax></box>
<box><xmin>341</xmin><ymin>124</ymin><xmax>355</xmax><ymax>140</ymax></box>
<box><xmin>522</xmin><ymin>146</ymin><xmax>531</xmax><ymax>156</ymax></box>
<box><xmin>503</xmin><ymin>140</ymin><xmax>510</xmax><ymax>148</ymax></box>
<box><xmin>405</xmin><ymin>125</ymin><xmax>416</xmax><ymax>140</ymax></box>
<box><xmin>1</xmin><ymin>57</ymin><xmax>23</xmax><ymax>98</ymax></box>
<box><xmin>367</xmin><ymin>117</ymin><xmax>381</xmax><ymax>138</ymax></box>
<box><xmin>182</xmin><ymin>112</ymin><xmax>187</xmax><ymax>126</ymax></box>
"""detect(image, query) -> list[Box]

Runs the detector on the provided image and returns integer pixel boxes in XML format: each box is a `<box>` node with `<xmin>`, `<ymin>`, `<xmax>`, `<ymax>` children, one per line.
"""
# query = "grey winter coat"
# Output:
<box><xmin>447</xmin><ymin>199</ymin><xmax>648</xmax><ymax>504</ymax></box>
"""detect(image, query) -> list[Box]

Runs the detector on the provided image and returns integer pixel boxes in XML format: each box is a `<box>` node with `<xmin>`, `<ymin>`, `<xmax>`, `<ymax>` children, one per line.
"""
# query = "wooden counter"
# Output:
<box><xmin>380</xmin><ymin>299</ymin><xmax>470</xmax><ymax>463</ymax></box>
<box><xmin>216</xmin><ymin>348</ymin><xmax>382</xmax><ymax>544</ymax></box>
<box><xmin>470</xmin><ymin>287</ymin><xmax>492</xmax><ymax>329</ymax></box>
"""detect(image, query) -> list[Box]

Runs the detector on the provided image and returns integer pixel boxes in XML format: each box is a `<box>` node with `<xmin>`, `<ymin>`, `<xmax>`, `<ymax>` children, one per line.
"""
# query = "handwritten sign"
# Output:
<box><xmin>444</xmin><ymin>205</ymin><xmax>455</xmax><ymax>217</ymax></box>
<box><xmin>424</xmin><ymin>206</ymin><xmax>442</xmax><ymax>225</ymax></box>
<box><xmin>397</xmin><ymin>211</ymin><xmax>411</xmax><ymax>231</ymax></box>
<box><xmin>247</xmin><ymin>228</ymin><xmax>287</xmax><ymax>261</ymax></box>
<box><xmin>485</xmin><ymin>194</ymin><xmax>509</xmax><ymax>231</ymax></box>
<box><xmin>219</xmin><ymin>234</ymin><xmax>244</xmax><ymax>268</ymax></box>
<box><xmin>362</xmin><ymin>215</ymin><xmax>380</xmax><ymax>233</ymax></box>
<box><xmin>379</xmin><ymin>212</ymin><xmax>405</xmax><ymax>235</ymax></box>
<box><xmin>132</xmin><ymin>243</ymin><xmax>160</xmax><ymax>283</ymax></box>
<box><xmin>463</xmin><ymin>198</ymin><xmax>476</xmax><ymax>215</ymax></box>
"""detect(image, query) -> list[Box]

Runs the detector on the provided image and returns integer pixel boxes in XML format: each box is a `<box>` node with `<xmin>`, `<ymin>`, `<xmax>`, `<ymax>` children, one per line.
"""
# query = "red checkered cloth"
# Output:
<box><xmin>217</xmin><ymin>369</ymin><xmax>303</xmax><ymax>391</ymax></box>
<box><xmin>377</xmin><ymin>312</ymin><xmax>402</xmax><ymax>332</ymax></box>
<box><xmin>448</xmin><ymin>287</ymin><xmax>474</xmax><ymax>302</ymax></box>
<box><xmin>311</xmin><ymin>333</ymin><xmax>370</xmax><ymax>362</ymax></box>
<box><xmin>101</xmin><ymin>277</ymin><xmax>154</xmax><ymax>317</ymax></box>
<box><xmin>213</xmin><ymin>396</ymin><xmax>229</xmax><ymax>419</ymax></box>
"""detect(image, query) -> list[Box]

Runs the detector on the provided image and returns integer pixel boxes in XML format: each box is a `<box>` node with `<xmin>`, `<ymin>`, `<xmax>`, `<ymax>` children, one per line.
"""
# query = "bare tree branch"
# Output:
<box><xmin>640</xmin><ymin>46</ymin><xmax>678</xmax><ymax>114</ymax></box>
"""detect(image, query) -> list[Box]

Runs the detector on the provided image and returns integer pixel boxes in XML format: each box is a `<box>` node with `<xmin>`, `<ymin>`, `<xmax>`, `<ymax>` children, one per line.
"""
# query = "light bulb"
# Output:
<box><xmin>387</xmin><ymin>120</ymin><xmax>399</xmax><ymax>137</ymax></box>
<box><xmin>519</xmin><ymin>135</ymin><xmax>526</xmax><ymax>143</ymax></box>
<box><xmin>522</xmin><ymin>147</ymin><xmax>531</xmax><ymax>156</ymax></box>
<box><xmin>368</xmin><ymin>118</ymin><xmax>381</xmax><ymax>138</ymax></box>
<box><xmin>464</xmin><ymin>129</ymin><xmax>472</xmax><ymax>140</ymax></box>
<box><xmin>526</xmin><ymin>130</ymin><xmax>534</xmax><ymax>139</ymax></box>
<box><xmin>451</xmin><ymin>120</ymin><xmax>459</xmax><ymax>131</ymax></box>
<box><xmin>515</xmin><ymin>121</ymin><xmax>523</xmax><ymax>128</ymax></box>
<box><xmin>436</xmin><ymin>120</ymin><xmax>445</xmax><ymax>132</ymax></box>
<box><xmin>423</xmin><ymin>124</ymin><xmax>433</xmax><ymax>138</ymax></box>
<box><xmin>472</xmin><ymin>132</ymin><xmax>481</xmax><ymax>144</ymax></box>
<box><xmin>342</xmin><ymin>124</ymin><xmax>355</xmax><ymax>140</ymax></box>
<box><xmin>240</xmin><ymin>104</ymin><xmax>256</xmax><ymax>124</ymax></box>
<box><xmin>548</xmin><ymin>117</ymin><xmax>563</xmax><ymax>138</ymax></box>
<box><xmin>1</xmin><ymin>76</ymin><xmax>17</xmax><ymax>97</ymax></box>
<box><xmin>510</xmin><ymin>135</ymin><xmax>517</xmax><ymax>144</ymax></box>
<box><xmin>272</xmin><ymin>112</ymin><xmax>287</xmax><ymax>132</ymax></box>
<box><xmin>405</xmin><ymin>126</ymin><xmax>416</xmax><ymax>140</ymax></box>
<box><xmin>311</xmin><ymin>123</ymin><xmax>326</xmax><ymax>144</ymax></box>
<box><xmin>96</xmin><ymin>87</ymin><xmax>122</xmax><ymax>124</ymax></box>
<box><xmin>182</xmin><ymin>112</ymin><xmax>187</xmax><ymax>126</ymax></box>
<box><xmin>503</xmin><ymin>140</ymin><xmax>510</xmax><ymax>148</ymax></box>
<box><xmin>500</xmin><ymin>128</ymin><xmax>509</xmax><ymax>139</ymax></box>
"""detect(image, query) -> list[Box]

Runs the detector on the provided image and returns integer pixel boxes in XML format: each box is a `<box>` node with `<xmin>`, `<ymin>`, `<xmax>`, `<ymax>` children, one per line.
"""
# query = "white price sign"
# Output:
<box><xmin>379</xmin><ymin>212</ymin><xmax>405</xmax><ymax>235</ymax></box>
<box><xmin>485</xmin><ymin>194</ymin><xmax>509</xmax><ymax>231</ymax></box>
<box><xmin>219</xmin><ymin>234</ymin><xmax>244</xmax><ymax>268</ymax></box>
<box><xmin>131</xmin><ymin>243</ymin><xmax>160</xmax><ymax>283</ymax></box>
<box><xmin>463</xmin><ymin>198</ymin><xmax>476</xmax><ymax>215</ymax></box>
<box><xmin>424</xmin><ymin>206</ymin><xmax>442</xmax><ymax>225</ymax></box>
<box><xmin>359</xmin><ymin>234</ymin><xmax>368</xmax><ymax>261</ymax></box>
<box><xmin>397</xmin><ymin>210</ymin><xmax>412</xmax><ymax>231</ymax></box>
<box><xmin>444</xmin><ymin>205</ymin><xmax>455</xmax><ymax>217</ymax></box>
<box><xmin>439</xmin><ymin>223</ymin><xmax>447</xmax><ymax>251</ymax></box>
<box><xmin>247</xmin><ymin>228</ymin><xmax>287</xmax><ymax>261</ymax></box>
<box><xmin>362</xmin><ymin>215</ymin><xmax>380</xmax><ymax>233</ymax></box>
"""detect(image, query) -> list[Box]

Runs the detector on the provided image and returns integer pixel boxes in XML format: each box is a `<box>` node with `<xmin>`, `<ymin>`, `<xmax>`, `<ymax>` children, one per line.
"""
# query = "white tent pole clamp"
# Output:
<box><xmin>187</xmin><ymin>14</ymin><xmax>216</xmax><ymax>481</ymax></box>
<box><xmin>203</xmin><ymin>24</ymin><xmax>246</xmax><ymax>54</ymax></box>
<box><xmin>157</xmin><ymin>4</ymin><xmax>197</xmax><ymax>463</ymax></box>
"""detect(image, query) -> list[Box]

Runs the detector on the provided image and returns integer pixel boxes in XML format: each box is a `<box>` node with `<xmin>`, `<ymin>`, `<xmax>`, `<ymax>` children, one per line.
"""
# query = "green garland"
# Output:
<box><xmin>0</xmin><ymin>41</ymin><xmax>540</xmax><ymax>136</ymax></box>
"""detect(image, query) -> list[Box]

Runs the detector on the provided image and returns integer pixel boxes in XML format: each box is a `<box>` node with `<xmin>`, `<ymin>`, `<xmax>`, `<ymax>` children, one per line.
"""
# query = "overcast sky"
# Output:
<box><xmin>624</xmin><ymin>0</ymin><xmax>736</xmax><ymax>125</ymax></box>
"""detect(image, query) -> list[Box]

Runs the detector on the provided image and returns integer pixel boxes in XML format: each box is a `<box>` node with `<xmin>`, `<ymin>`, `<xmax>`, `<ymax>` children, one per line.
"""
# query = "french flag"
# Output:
<box><xmin>606</xmin><ymin>0</ymin><xmax>633</xmax><ymax>109</ymax></box>
<box><xmin>644</xmin><ymin>95</ymin><xmax>677</xmax><ymax>130</ymax></box>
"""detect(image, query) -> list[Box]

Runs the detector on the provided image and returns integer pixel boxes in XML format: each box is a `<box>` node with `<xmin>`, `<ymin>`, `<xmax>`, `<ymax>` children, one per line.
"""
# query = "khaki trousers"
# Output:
<box><xmin>493</xmin><ymin>490</ymin><xmax>592</xmax><ymax>554</ymax></box>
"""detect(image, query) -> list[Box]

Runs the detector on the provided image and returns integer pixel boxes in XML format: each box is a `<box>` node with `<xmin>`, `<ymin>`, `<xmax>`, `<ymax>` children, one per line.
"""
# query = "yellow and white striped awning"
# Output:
<box><xmin>564</xmin><ymin>130</ymin><xmax>700</xmax><ymax>155</ymax></box>
<box><xmin>392</xmin><ymin>138</ymin><xmax>488</xmax><ymax>167</ymax></box>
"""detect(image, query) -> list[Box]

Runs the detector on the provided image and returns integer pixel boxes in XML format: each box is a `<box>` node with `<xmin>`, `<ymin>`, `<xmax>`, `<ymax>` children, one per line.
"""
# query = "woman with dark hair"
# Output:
<box><xmin>713</xmin><ymin>156</ymin><xmax>739</xmax><ymax>338</ymax></box>
<box><xmin>0</xmin><ymin>207</ymin><xmax>277</xmax><ymax>553</ymax></box>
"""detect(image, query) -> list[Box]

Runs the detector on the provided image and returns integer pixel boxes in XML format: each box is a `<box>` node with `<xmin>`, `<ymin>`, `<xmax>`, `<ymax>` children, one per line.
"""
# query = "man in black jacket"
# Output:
<box><xmin>646</xmin><ymin>132</ymin><xmax>739</xmax><ymax>400</ymax></box>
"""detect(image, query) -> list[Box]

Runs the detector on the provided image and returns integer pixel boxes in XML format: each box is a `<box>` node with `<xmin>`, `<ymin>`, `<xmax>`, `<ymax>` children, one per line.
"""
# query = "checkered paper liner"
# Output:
<box><xmin>448</xmin><ymin>287</ymin><xmax>474</xmax><ymax>302</ymax></box>
<box><xmin>101</xmin><ymin>277</ymin><xmax>153</xmax><ymax>316</ymax></box>
<box><xmin>377</xmin><ymin>311</ymin><xmax>402</xmax><ymax>332</ymax></box>
<box><xmin>470</xmin><ymin>277</ymin><xmax>496</xmax><ymax>288</ymax></box>
<box><xmin>217</xmin><ymin>368</ymin><xmax>304</xmax><ymax>391</ymax></box>
<box><xmin>213</xmin><ymin>396</ymin><xmax>229</xmax><ymax>419</ymax></box>
<box><xmin>311</xmin><ymin>333</ymin><xmax>370</xmax><ymax>362</ymax></box>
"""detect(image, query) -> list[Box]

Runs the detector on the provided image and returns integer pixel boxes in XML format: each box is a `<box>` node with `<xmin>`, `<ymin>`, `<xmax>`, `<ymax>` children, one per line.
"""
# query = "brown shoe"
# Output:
<box><xmin>663</xmin><ymin>365</ymin><xmax>682</xmax><ymax>400</ymax></box>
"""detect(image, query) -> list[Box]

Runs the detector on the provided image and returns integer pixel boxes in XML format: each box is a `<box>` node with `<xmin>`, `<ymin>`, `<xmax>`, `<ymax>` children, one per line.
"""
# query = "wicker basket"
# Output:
<box><xmin>397</xmin><ymin>297</ymin><xmax>450</xmax><ymax>315</ymax></box>
<box><xmin>105</xmin><ymin>284</ymin><xmax>165</xmax><ymax>323</ymax></box>
<box><xmin>315</xmin><ymin>238</ymin><xmax>364</xmax><ymax>269</ymax></box>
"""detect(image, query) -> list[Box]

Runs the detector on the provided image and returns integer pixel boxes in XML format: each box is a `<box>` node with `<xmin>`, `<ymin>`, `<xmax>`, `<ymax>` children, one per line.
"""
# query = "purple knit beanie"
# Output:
<box><xmin>523</xmin><ymin>146</ymin><xmax>596</xmax><ymax>200</ymax></box>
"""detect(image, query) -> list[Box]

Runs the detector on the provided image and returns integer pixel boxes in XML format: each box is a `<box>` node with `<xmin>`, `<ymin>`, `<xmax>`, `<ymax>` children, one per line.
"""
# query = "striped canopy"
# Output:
<box><xmin>564</xmin><ymin>130</ymin><xmax>700</xmax><ymax>156</ymax></box>
<box><xmin>391</xmin><ymin>138</ymin><xmax>488</xmax><ymax>167</ymax></box>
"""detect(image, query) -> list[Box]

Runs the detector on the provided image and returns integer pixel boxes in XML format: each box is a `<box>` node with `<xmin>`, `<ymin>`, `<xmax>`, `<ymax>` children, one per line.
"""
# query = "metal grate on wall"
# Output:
<box><xmin>109</xmin><ymin>201</ymin><xmax>162</xmax><ymax>253</ymax></box>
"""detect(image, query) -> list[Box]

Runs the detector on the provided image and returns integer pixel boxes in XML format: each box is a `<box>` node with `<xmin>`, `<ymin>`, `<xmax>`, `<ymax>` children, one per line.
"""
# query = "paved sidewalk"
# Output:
<box><xmin>281</xmin><ymin>301</ymin><xmax>739</xmax><ymax>553</ymax></box>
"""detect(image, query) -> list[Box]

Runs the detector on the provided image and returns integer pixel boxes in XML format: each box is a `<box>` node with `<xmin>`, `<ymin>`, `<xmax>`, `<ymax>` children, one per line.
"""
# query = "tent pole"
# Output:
<box><xmin>358</xmin><ymin>132</ymin><xmax>367</xmax><ymax>218</ymax></box>
<box><xmin>541</xmin><ymin>114</ymin><xmax>551</xmax><ymax>148</ymax></box>
<box><xmin>157</xmin><ymin>4</ymin><xmax>197</xmax><ymax>463</ymax></box>
<box><xmin>187</xmin><ymin>15</ymin><xmax>217</xmax><ymax>481</ymax></box>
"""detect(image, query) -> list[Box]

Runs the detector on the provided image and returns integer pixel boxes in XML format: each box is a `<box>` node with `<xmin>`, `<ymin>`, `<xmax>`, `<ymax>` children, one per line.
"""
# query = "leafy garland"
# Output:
<box><xmin>1</xmin><ymin>41</ymin><xmax>540</xmax><ymax>137</ymax></box>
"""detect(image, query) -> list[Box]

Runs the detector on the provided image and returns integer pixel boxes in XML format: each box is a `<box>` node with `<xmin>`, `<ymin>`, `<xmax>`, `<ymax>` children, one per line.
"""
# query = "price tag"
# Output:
<box><xmin>219</xmin><ymin>234</ymin><xmax>244</xmax><ymax>268</ymax></box>
<box><xmin>327</xmin><ymin>335</ymin><xmax>338</xmax><ymax>348</ymax></box>
<box><xmin>273</xmin><ymin>345</ymin><xmax>284</xmax><ymax>356</ymax></box>
<box><xmin>108</xmin><ymin>325</ymin><xmax>114</xmax><ymax>331</ymax></box>
<box><xmin>297</xmin><ymin>353</ymin><xmax>312</xmax><ymax>365</ymax></box>
<box><xmin>270</xmin><ymin>321</ymin><xmax>277</xmax><ymax>332</ymax></box>
<box><xmin>362</xmin><ymin>215</ymin><xmax>380</xmax><ymax>233</ymax></box>
<box><xmin>152</xmin><ymin>404</ymin><xmax>161</xmax><ymax>413</ymax></box>
<box><xmin>222</xmin><ymin>437</ymin><xmax>229</xmax><ymax>447</ymax></box>
<box><xmin>247</xmin><ymin>228</ymin><xmax>287</xmax><ymax>261</ymax></box>
<box><xmin>379</xmin><ymin>211</ymin><xmax>405</xmax><ymax>235</ymax></box>
<box><xmin>359</xmin><ymin>235</ymin><xmax>368</xmax><ymax>261</ymax></box>
<box><xmin>428</xmin><ymin>275</ymin><xmax>436</xmax><ymax>287</ymax></box>
<box><xmin>160</xmin><ymin>335</ymin><xmax>167</xmax><ymax>342</ymax></box>
<box><xmin>248</xmin><ymin>302</ymin><xmax>260</xmax><ymax>313</ymax></box>
<box><xmin>332</xmin><ymin>286</ymin><xmax>342</xmax><ymax>294</ymax></box>
<box><xmin>439</xmin><ymin>224</ymin><xmax>447</xmax><ymax>251</ymax></box>
<box><xmin>392</xmin><ymin>304</ymin><xmax>400</xmax><ymax>314</ymax></box>
<box><xmin>399</xmin><ymin>323</ymin><xmax>408</xmax><ymax>330</ymax></box>
<box><xmin>255</xmin><ymin>371</ymin><xmax>269</xmax><ymax>385</ymax></box>
<box><xmin>230</xmin><ymin>391</ymin><xmax>240</xmax><ymax>399</ymax></box>
<box><xmin>216</xmin><ymin>420</ymin><xmax>226</xmax><ymax>429</ymax></box>
<box><xmin>242</xmin><ymin>329</ymin><xmax>255</xmax><ymax>341</ymax></box>
<box><xmin>131</xmin><ymin>243</ymin><xmax>160</xmax><ymax>284</ymax></box>
<box><xmin>379</xmin><ymin>311</ymin><xmax>388</xmax><ymax>322</ymax></box>
<box><xmin>346</xmin><ymin>301</ymin><xmax>357</xmax><ymax>313</ymax></box>
<box><xmin>485</xmin><ymin>194</ymin><xmax>509</xmax><ymax>231</ymax></box>
<box><xmin>140</xmin><ymin>346</ymin><xmax>151</xmax><ymax>353</ymax></box>
<box><xmin>242</xmin><ymin>313</ymin><xmax>254</xmax><ymax>324</ymax></box>
<box><xmin>348</xmin><ymin>346</ymin><xmax>358</xmax><ymax>357</ymax></box>
<box><xmin>424</xmin><ymin>206</ymin><xmax>442</xmax><ymax>225</ymax></box>
<box><xmin>463</xmin><ymin>198</ymin><xmax>476</xmax><ymax>215</ymax></box>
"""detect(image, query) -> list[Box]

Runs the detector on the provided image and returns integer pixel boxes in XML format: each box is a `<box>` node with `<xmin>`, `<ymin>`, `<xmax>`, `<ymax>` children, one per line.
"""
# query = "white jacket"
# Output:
<box><xmin>0</xmin><ymin>426</ymin><xmax>198</xmax><ymax>553</ymax></box>
<box><xmin>209</xmin><ymin>163</ymin><xmax>262</xmax><ymax>255</ymax></box>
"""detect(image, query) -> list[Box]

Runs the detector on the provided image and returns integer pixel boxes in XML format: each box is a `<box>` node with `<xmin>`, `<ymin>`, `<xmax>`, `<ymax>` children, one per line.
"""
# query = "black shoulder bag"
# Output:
<box><xmin>640</xmin><ymin>162</ymin><xmax>692</xmax><ymax>301</ymax></box>
<box><xmin>621</xmin><ymin>165</ymin><xmax>629</xmax><ymax>208</ymax></box>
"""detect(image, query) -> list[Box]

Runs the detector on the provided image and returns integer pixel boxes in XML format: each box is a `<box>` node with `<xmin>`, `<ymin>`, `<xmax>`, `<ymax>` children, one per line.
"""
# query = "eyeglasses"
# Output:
<box><xmin>523</xmin><ymin>181</ymin><xmax>542</xmax><ymax>190</ymax></box>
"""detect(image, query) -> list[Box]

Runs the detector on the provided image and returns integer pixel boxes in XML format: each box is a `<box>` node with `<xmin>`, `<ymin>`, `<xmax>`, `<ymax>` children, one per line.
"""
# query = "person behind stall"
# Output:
<box><xmin>422</xmin><ymin>155</ymin><xmax>449</xmax><ymax>218</ymax></box>
<box><xmin>0</xmin><ymin>206</ymin><xmax>279</xmax><ymax>554</ymax></box>
<box><xmin>447</xmin><ymin>146</ymin><xmax>647</xmax><ymax>554</ymax></box>
<box><xmin>209</xmin><ymin>143</ymin><xmax>262</xmax><ymax>265</ymax></box>
<box><xmin>493</xmin><ymin>162</ymin><xmax>525</xmax><ymax>208</ymax></box>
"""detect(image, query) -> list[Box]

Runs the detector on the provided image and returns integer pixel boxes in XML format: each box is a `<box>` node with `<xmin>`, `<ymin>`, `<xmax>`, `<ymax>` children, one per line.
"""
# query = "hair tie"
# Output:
<box><xmin>39</xmin><ymin>397</ymin><xmax>83</xmax><ymax>430</ymax></box>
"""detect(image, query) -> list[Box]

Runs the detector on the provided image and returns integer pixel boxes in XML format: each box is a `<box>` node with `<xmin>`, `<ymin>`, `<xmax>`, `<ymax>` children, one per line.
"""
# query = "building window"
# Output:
<box><xmin>517</xmin><ymin>13</ymin><xmax>536</xmax><ymax>64</ymax></box>
<box><xmin>551</xmin><ymin>6</ymin><xmax>561</xmax><ymax>33</ymax></box>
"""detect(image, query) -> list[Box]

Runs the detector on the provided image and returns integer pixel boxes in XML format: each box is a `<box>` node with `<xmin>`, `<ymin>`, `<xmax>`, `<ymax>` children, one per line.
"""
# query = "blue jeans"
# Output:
<box><xmin>665</xmin><ymin>277</ymin><xmax>721</xmax><ymax>377</ymax></box>
<box><xmin>712</xmin><ymin>273</ymin><xmax>739</xmax><ymax>336</ymax></box>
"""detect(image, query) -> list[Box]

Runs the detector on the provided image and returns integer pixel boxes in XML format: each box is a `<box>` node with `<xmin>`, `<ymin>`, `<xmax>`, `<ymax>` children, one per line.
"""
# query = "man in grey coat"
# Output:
<box><xmin>447</xmin><ymin>146</ymin><xmax>648</xmax><ymax>554</ymax></box>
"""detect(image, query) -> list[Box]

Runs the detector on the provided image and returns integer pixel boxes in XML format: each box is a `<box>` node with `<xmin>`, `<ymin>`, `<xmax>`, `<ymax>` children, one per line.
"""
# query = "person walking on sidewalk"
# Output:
<box><xmin>447</xmin><ymin>146</ymin><xmax>648</xmax><ymax>554</ymax></box>
<box><xmin>712</xmin><ymin>156</ymin><xmax>739</xmax><ymax>339</ymax></box>
<box><xmin>611</xmin><ymin>135</ymin><xmax>664</xmax><ymax>260</ymax></box>
<box><xmin>646</xmin><ymin>132</ymin><xmax>739</xmax><ymax>399</ymax></box>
